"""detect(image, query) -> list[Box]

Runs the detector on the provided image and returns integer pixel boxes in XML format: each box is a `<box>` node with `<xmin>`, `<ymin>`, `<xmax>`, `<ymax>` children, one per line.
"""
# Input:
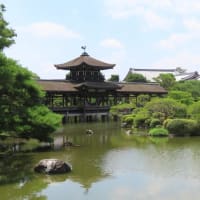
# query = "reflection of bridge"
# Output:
<box><xmin>51</xmin><ymin>106</ymin><xmax>110</xmax><ymax>123</ymax></box>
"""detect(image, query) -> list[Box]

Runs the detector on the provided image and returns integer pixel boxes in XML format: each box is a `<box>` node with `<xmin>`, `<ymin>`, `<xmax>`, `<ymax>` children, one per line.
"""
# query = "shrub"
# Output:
<box><xmin>124</xmin><ymin>116</ymin><xmax>134</xmax><ymax>126</ymax></box>
<box><xmin>134</xmin><ymin>114</ymin><xmax>149</xmax><ymax>128</ymax></box>
<box><xmin>149</xmin><ymin>128</ymin><xmax>169</xmax><ymax>137</ymax></box>
<box><xmin>168</xmin><ymin>90</ymin><xmax>194</xmax><ymax>105</ymax></box>
<box><xmin>163</xmin><ymin>119</ymin><xmax>173</xmax><ymax>128</ymax></box>
<box><xmin>150</xmin><ymin>118</ymin><xmax>161</xmax><ymax>128</ymax></box>
<box><xmin>166</xmin><ymin>119</ymin><xmax>200</xmax><ymax>136</ymax></box>
<box><xmin>145</xmin><ymin>98</ymin><xmax>187</xmax><ymax>119</ymax></box>
<box><xmin>188</xmin><ymin>101</ymin><xmax>200</xmax><ymax>120</ymax></box>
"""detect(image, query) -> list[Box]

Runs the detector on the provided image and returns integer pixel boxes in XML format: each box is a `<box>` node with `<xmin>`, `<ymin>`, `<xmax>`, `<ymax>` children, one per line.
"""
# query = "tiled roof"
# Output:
<box><xmin>37</xmin><ymin>80</ymin><xmax>167</xmax><ymax>94</ymax></box>
<box><xmin>118</xmin><ymin>82</ymin><xmax>167</xmax><ymax>94</ymax></box>
<box><xmin>75</xmin><ymin>81</ymin><xmax>121</xmax><ymax>90</ymax></box>
<box><xmin>55</xmin><ymin>53</ymin><xmax>115</xmax><ymax>70</ymax></box>
<box><xmin>37</xmin><ymin>80</ymin><xmax>77</xmax><ymax>92</ymax></box>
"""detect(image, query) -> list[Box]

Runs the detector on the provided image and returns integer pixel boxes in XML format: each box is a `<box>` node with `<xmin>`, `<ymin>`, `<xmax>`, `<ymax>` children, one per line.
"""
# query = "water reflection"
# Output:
<box><xmin>1</xmin><ymin>122</ymin><xmax>200</xmax><ymax>200</ymax></box>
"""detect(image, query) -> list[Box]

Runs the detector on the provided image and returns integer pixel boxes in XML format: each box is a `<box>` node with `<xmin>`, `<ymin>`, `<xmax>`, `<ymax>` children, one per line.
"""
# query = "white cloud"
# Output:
<box><xmin>183</xmin><ymin>18</ymin><xmax>200</xmax><ymax>32</ymax></box>
<box><xmin>104</xmin><ymin>0</ymin><xmax>173</xmax><ymax>30</ymax></box>
<box><xmin>153</xmin><ymin>51</ymin><xmax>200</xmax><ymax>71</ymax></box>
<box><xmin>158</xmin><ymin>18</ymin><xmax>200</xmax><ymax>50</ymax></box>
<box><xmin>18</xmin><ymin>22</ymin><xmax>81</xmax><ymax>39</ymax></box>
<box><xmin>100</xmin><ymin>38</ymin><xmax>124</xmax><ymax>48</ymax></box>
<box><xmin>158</xmin><ymin>33</ymin><xmax>192</xmax><ymax>49</ymax></box>
<box><xmin>142</xmin><ymin>10</ymin><xmax>173</xmax><ymax>30</ymax></box>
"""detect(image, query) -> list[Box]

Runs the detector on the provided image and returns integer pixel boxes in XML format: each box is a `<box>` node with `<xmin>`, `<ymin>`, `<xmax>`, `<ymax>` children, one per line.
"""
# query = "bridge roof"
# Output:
<box><xmin>37</xmin><ymin>80</ymin><xmax>167</xmax><ymax>94</ymax></box>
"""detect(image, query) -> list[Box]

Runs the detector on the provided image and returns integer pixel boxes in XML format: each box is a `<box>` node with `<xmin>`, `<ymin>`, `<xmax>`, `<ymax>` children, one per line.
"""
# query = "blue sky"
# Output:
<box><xmin>2</xmin><ymin>0</ymin><xmax>200</xmax><ymax>80</ymax></box>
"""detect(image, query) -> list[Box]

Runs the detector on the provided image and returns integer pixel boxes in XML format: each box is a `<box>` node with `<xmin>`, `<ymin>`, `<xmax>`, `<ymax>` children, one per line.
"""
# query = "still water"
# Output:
<box><xmin>1</xmin><ymin>122</ymin><xmax>200</xmax><ymax>200</ymax></box>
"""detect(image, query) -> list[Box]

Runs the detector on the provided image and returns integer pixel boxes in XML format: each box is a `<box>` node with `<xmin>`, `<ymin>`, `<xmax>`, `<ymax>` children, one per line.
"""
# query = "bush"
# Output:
<box><xmin>149</xmin><ymin>128</ymin><xmax>169</xmax><ymax>137</ymax></box>
<box><xmin>188</xmin><ymin>101</ymin><xmax>200</xmax><ymax>120</ymax></box>
<box><xmin>166</xmin><ymin>119</ymin><xmax>200</xmax><ymax>136</ymax></box>
<box><xmin>163</xmin><ymin>119</ymin><xmax>173</xmax><ymax>128</ymax></box>
<box><xmin>124</xmin><ymin>116</ymin><xmax>134</xmax><ymax>126</ymax></box>
<box><xmin>150</xmin><ymin>118</ymin><xmax>161</xmax><ymax>128</ymax></box>
<box><xmin>145</xmin><ymin>98</ymin><xmax>187</xmax><ymax>119</ymax></box>
<box><xmin>134</xmin><ymin>114</ymin><xmax>149</xmax><ymax>128</ymax></box>
<box><xmin>110</xmin><ymin>103</ymin><xmax>135</xmax><ymax>115</ymax></box>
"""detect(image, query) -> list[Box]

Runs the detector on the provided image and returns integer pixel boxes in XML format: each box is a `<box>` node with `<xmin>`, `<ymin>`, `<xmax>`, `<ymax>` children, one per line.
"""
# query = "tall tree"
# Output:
<box><xmin>124</xmin><ymin>73</ymin><xmax>147</xmax><ymax>82</ymax></box>
<box><xmin>0</xmin><ymin>5</ymin><xmax>61</xmax><ymax>141</ymax></box>
<box><xmin>108</xmin><ymin>74</ymin><xmax>119</xmax><ymax>82</ymax></box>
<box><xmin>0</xmin><ymin>4</ymin><xmax>16</xmax><ymax>51</ymax></box>
<box><xmin>153</xmin><ymin>73</ymin><xmax>176</xmax><ymax>90</ymax></box>
<box><xmin>0</xmin><ymin>53</ymin><xmax>62</xmax><ymax>141</ymax></box>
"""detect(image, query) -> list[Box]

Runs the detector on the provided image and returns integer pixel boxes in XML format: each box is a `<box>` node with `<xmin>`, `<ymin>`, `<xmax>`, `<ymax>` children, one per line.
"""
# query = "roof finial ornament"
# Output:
<box><xmin>81</xmin><ymin>45</ymin><xmax>86</xmax><ymax>52</ymax></box>
<box><xmin>81</xmin><ymin>45</ymin><xmax>89</xmax><ymax>56</ymax></box>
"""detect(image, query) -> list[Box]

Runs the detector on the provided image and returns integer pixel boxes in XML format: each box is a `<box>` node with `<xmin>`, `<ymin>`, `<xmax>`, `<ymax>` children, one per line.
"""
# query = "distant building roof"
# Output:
<box><xmin>124</xmin><ymin>68</ymin><xmax>177</xmax><ymax>82</ymax></box>
<box><xmin>55</xmin><ymin>52</ymin><xmax>115</xmax><ymax>70</ymax></box>
<box><xmin>131</xmin><ymin>68</ymin><xmax>176</xmax><ymax>72</ymax></box>
<box><xmin>175</xmin><ymin>71</ymin><xmax>200</xmax><ymax>81</ymax></box>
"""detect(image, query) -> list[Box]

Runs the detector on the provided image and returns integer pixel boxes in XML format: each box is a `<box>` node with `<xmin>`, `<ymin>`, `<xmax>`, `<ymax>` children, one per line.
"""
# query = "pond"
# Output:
<box><xmin>1</xmin><ymin>122</ymin><xmax>200</xmax><ymax>200</ymax></box>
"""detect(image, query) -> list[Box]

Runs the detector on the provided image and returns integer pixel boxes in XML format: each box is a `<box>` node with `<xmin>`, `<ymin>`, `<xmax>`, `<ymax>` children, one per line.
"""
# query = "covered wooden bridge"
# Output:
<box><xmin>37</xmin><ymin>50</ymin><xmax>167</xmax><ymax>122</ymax></box>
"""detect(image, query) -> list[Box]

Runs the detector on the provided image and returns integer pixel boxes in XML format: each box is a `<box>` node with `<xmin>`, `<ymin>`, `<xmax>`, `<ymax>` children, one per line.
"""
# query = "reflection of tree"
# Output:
<box><xmin>0</xmin><ymin>154</ymin><xmax>48</xmax><ymax>200</ymax></box>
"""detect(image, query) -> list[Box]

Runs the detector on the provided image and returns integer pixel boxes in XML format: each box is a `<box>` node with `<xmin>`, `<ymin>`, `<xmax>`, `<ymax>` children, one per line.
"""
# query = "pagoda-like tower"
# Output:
<box><xmin>48</xmin><ymin>49</ymin><xmax>120</xmax><ymax>122</ymax></box>
<box><xmin>55</xmin><ymin>51</ymin><xmax>115</xmax><ymax>82</ymax></box>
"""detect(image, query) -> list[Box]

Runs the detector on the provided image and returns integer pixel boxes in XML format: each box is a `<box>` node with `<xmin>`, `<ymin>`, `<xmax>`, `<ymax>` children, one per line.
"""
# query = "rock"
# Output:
<box><xmin>125</xmin><ymin>130</ymin><xmax>132</xmax><ymax>135</ymax></box>
<box><xmin>86</xmin><ymin>129</ymin><xmax>94</xmax><ymax>135</ymax></box>
<box><xmin>34</xmin><ymin>159</ymin><xmax>72</xmax><ymax>174</ymax></box>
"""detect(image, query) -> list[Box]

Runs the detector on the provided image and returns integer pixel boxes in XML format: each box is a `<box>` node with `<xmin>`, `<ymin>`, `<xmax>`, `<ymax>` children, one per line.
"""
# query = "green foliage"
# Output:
<box><xmin>0</xmin><ymin>4</ymin><xmax>16</xmax><ymax>51</ymax></box>
<box><xmin>150</xmin><ymin>118</ymin><xmax>161</xmax><ymax>128</ymax></box>
<box><xmin>0</xmin><ymin>53</ymin><xmax>62</xmax><ymax>141</ymax></box>
<box><xmin>123</xmin><ymin>116</ymin><xmax>134</xmax><ymax>126</ymax></box>
<box><xmin>133</xmin><ymin>110</ymin><xmax>149</xmax><ymax>128</ymax></box>
<box><xmin>136</xmin><ymin>94</ymin><xmax>150</xmax><ymax>107</ymax></box>
<box><xmin>173</xmin><ymin>80</ymin><xmax>200</xmax><ymax>101</ymax></box>
<box><xmin>124</xmin><ymin>73</ymin><xmax>147</xmax><ymax>82</ymax></box>
<box><xmin>110</xmin><ymin>103</ymin><xmax>135</xmax><ymax>115</ymax></box>
<box><xmin>152</xmin><ymin>112</ymin><xmax>165</xmax><ymax>122</ymax></box>
<box><xmin>166</xmin><ymin>119</ymin><xmax>200</xmax><ymax>136</ymax></box>
<box><xmin>149</xmin><ymin>128</ymin><xmax>169</xmax><ymax>137</ymax></box>
<box><xmin>20</xmin><ymin>139</ymin><xmax>40</xmax><ymax>151</ymax></box>
<box><xmin>188</xmin><ymin>101</ymin><xmax>200</xmax><ymax>120</ymax></box>
<box><xmin>108</xmin><ymin>74</ymin><xmax>119</xmax><ymax>82</ymax></box>
<box><xmin>153</xmin><ymin>73</ymin><xmax>176</xmax><ymax>89</ymax></box>
<box><xmin>163</xmin><ymin>118</ymin><xmax>173</xmax><ymax>128</ymax></box>
<box><xmin>145</xmin><ymin>98</ymin><xmax>187</xmax><ymax>119</ymax></box>
<box><xmin>168</xmin><ymin>90</ymin><xmax>194</xmax><ymax>105</ymax></box>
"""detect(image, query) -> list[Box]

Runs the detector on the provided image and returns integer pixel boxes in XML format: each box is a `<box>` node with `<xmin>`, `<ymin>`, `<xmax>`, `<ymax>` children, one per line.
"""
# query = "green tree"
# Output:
<box><xmin>145</xmin><ymin>98</ymin><xmax>187</xmax><ymax>119</ymax></box>
<box><xmin>173</xmin><ymin>80</ymin><xmax>200</xmax><ymax>101</ymax></box>
<box><xmin>0</xmin><ymin>53</ymin><xmax>62</xmax><ymax>141</ymax></box>
<box><xmin>188</xmin><ymin>101</ymin><xmax>200</xmax><ymax>120</ymax></box>
<box><xmin>0</xmin><ymin>4</ymin><xmax>16</xmax><ymax>51</ymax></box>
<box><xmin>136</xmin><ymin>94</ymin><xmax>150</xmax><ymax>107</ymax></box>
<box><xmin>108</xmin><ymin>74</ymin><xmax>119</xmax><ymax>82</ymax></box>
<box><xmin>154</xmin><ymin>73</ymin><xmax>176</xmax><ymax>89</ymax></box>
<box><xmin>168</xmin><ymin>90</ymin><xmax>194</xmax><ymax>105</ymax></box>
<box><xmin>124</xmin><ymin>73</ymin><xmax>147</xmax><ymax>82</ymax></box>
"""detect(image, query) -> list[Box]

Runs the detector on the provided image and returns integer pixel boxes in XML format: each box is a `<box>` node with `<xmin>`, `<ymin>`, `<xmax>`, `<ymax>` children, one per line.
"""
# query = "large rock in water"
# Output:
<box><xmin>34</xmin><ymin>159</ymin><xmax>72</xmax><ymax>174</ymax></box>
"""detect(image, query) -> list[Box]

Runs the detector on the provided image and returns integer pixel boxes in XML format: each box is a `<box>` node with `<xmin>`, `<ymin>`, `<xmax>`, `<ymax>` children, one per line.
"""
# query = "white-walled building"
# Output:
<box><xmin>124</xmin><ymin>68</ymin><xmax>200</xmax><ymax>82</ymax></box>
